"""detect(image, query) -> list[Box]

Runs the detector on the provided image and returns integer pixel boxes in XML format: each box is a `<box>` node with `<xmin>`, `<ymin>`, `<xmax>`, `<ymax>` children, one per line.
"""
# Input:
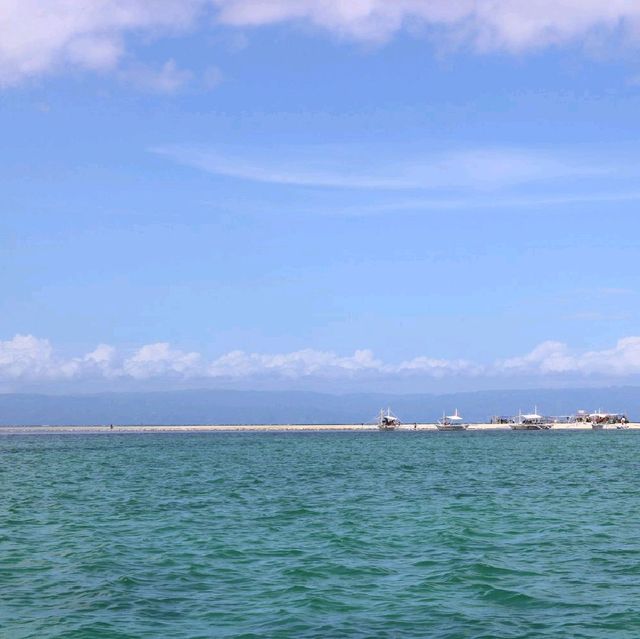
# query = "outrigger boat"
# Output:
<box><xmin>510</xmin><ymin>407</ymin><xmax>552</xmax><ymax>430</ymax></box>
<box><xmin>437</xmin><ymin>409</ymin><xmax>468</xmax><ymax>431</ymax></box>
<box><xmin>590</xmin><ymin>411</ymin><xmax>630</xmax><ymax>430</ymax></box>
<box><xmin>377</xmin><ymin>408</ymin><xmax>401</xmax><ymax>431</ymax></box>
<box><xmin>590</xmin><ymin>412</ymin><xmax>610</xmax><ymax>430</ymax></box>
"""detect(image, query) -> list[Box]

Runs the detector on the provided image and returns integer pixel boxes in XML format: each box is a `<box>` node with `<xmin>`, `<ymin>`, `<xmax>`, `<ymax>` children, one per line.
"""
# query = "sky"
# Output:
<box><xmin>2</xmin><ymin>1</ymin><xmax>640</xmax><ymax>393</ymax></box>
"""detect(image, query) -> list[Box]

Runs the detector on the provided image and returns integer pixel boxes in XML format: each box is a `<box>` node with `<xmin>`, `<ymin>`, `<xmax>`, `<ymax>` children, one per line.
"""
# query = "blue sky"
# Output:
<box><xmin>2</xmin><ymin>1</ymin><xmax>640</xmax><ymax>392</ymax></box>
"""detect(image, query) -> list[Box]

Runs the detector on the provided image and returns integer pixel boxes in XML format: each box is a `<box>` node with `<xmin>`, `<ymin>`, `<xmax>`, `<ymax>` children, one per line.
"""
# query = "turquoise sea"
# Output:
<box><xmin>2</xmin><ymin>430</ymin><xmax>640</xmax><ymax>638</ymax></box>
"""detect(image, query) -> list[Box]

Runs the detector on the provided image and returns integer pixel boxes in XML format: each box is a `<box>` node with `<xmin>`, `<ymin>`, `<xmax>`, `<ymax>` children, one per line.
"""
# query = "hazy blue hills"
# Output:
<box><xmin>0</xmin><ymin>387</ymin><xmax>638</xmax><ymax>425</ymax></box>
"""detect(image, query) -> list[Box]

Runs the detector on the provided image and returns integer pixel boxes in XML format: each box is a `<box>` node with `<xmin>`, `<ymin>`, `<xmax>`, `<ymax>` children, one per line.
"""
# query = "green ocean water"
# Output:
<box><xmin>2</xmin><ymin>431</ymin><xmax>640</xmax><ymax>638</ymax></box>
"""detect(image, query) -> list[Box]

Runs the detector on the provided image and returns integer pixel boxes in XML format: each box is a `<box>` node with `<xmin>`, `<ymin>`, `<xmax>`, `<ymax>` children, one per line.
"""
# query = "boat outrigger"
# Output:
<box><xmin>437</xmin><ymin>409</ymin><xmax>468</xmax><ymax>431</ymax></box>
<box><xmin>510</xmin><ymin>407</ymin><xmax>551</xmax><ymax>430</ymax></box>
<box><xmin>377</xmin><ymin>408</ymin><xmax>401</xmax><ymax>431</ymax></box>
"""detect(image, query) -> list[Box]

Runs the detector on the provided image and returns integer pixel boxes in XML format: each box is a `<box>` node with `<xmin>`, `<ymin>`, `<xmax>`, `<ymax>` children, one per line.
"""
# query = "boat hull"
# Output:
<box><xmin>510</xmin><ymin>424</ymin><xmax>552</xmax><ymax>430</ymax></box>
<box><xmin>592</xmin><ymin>423</ymin><xmax>629</xmax><ymax>430</ymax></box>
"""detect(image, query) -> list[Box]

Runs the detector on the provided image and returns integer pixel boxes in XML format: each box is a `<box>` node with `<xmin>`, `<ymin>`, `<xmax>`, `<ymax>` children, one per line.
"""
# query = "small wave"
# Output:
<box><xmin>477</xmin><ymin>584</ymin><xmax>551</xmax><ymax>607</ymax></box>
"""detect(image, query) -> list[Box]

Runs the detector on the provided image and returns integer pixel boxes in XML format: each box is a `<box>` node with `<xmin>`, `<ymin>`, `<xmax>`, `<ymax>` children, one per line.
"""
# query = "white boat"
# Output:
<box><xmin>510</xmin><ymin>407</ymin><xmax>551</xmax><ymax>430</ymax></box>
<box><xmin>437</xmin><ymin>409</ymin><xmax>468</xmax><ymax>431</ymax></box>
<box><xmin>377</xmin><ymin>408</ymin><xmax>401</xmax><ymax>431</ymax></box>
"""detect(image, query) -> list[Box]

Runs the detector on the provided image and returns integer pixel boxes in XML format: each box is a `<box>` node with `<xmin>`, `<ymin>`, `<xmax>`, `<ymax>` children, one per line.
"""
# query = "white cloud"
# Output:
<box><xmin>212</xmin><ymin>0</ymin><xmax>640</xmax><ymax>49</ymax></box>
<box><xmin>396</xmin><ymin>356</ymin><xmax>483</xmax><ymax>377</ymax></box>
<box><xmin>499</xmin><ymin>337</ymin><xmax>640</xmax><ymax>376</ymax></box>
<box><xmin>499</xmin><ymin>340</ymin><xmax>576</xmax><ymax>374</ymax></box>
<box><xmin>0</xmin><ymin>0</ymin><xmax>204</xmax><ymax>87</ymax></box>
<box><xmin>3</xmin><ymin>1</ymin><xmax>640</xmax><ymax>86</ymax></box>
<box><xmin>4</xmin><ymin>334</ymin><xmax>640</xmax><ymax>387</ymax></box>
<box><xmin>122</xmin><ymin>342</ymin><xmax>202</xmax><ymax>379</ymax></box>
<box><xmin>208</xmin><ymin>348</ymin><xmax>383</xmax><ymax>378</ymax></box>
<box><xmin>82</xmin><ymin>344</ymin><xmax>118</xmax><ymax>376</ymax></box>
<box><xmin>0</xmin><ymin>334</ymin><xmax>56</xmax><ymax>379</ymax></box>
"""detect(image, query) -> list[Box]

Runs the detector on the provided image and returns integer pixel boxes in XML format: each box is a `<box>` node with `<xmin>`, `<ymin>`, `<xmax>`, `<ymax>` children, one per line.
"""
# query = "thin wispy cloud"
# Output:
<box><xmin>563</xmin><ymin>312</ymin><xmax>630</xmax><ymax>322</ymax></box>
<box><xmin>337</xmin><ymin>191</ymin><xmax>640</xmax><ymax>215</ymax></box>
<box><xmin>117</xmin><ymin>59</ymin><xmax>194</xmax><ymax>94</ymax></box>
<box><xmin>596</xmin><ymin>287</ymin><xmax>635</xmax><ymax>296</ymax></box>
<box><xmin>152</xmin><ymin>145</ymin><xmax>611</xmax><ymax>192</ymax></box>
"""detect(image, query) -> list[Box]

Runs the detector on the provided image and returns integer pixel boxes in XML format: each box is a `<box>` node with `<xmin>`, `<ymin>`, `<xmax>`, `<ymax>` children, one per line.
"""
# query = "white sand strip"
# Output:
<box><xmin>0</xmin><ymin>423</ymin><xmax>638</xmax><ymax>434</ymax></box>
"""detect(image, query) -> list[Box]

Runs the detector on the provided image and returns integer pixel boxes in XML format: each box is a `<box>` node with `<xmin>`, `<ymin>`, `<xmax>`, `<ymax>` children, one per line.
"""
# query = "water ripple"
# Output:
<box><xmin>2</xmin><ymin>431</ymin><xmax>640</xmax><ymax>638</ymax></box>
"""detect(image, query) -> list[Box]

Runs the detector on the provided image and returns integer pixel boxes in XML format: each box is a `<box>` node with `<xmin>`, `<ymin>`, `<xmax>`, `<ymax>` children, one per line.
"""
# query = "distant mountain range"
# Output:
<box><xmin>0</xmin><ymin>387</ymin><xmax>637</xmax><ymax>425</ymax></box>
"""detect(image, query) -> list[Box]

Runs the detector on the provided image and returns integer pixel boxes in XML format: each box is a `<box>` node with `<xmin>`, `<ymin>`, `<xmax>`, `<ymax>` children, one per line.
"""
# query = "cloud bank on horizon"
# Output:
<box><xmin>2</xmin><ymin>334</ymin><xmax>640</xmax><ymax>390</ymax></box>
<box><xmin>2</xmin><ymin>0</ymin><xmax>640</xmax><ymax>86</ymax></box>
